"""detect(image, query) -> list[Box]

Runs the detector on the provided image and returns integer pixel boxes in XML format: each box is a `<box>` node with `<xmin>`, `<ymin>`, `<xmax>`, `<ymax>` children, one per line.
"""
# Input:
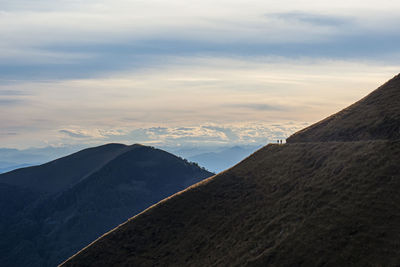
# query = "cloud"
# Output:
<box><xmin>1</xmin><ymin>121</ymin><xmax>307</xmax><ymax>151</ymax></box>
<box><xmin>59</xmin><ymin>129</ymin><xmax>92</xmax><ymax>138</ymax></box>
<box><xmin>267</xmin><ymin>12</ymin><xmax>351</xmax><ymax>27</ymax></box>
<box><xmin>225</xmin><ymin>103</ymin><xmax>285</xmax><ymax>111</ymax></box>
<box><xmin>0</xmin><ymin>90</ymin><xmax>29</xmax><ymax>96</ymax></box>
<box><xmin>1</xmin><ymin>2</ymin><xmax>400</xmax><ymax>81</ymax></box>
<box><xmin>0</xmin><ymin>98</ymin><xmax>24</xmax><ymax>105</ymax></box>
<box><xmin>1</xmin><ymin>55</ymin><xmax>399</xmax><ymax>149</ymax></box>
<box><xmin>1</xmin><ymin>0</ymin><xmax>400</xmax><ymax>149</ymax></box>
<box><xmin>147</xmin><ymin>127</ymin><xmax>170</xmax><ymax>135</ymax></box>
<box><xmin>90</xmin><ymin>123</ymin><xmax>307</xmax><ymax>147</ymax></box>
<box><xmin>98</xmin><ymin>129</ymin><xmax>126</xmax><ymax>137</ymax></box>
<box><xmin>0</xmin><ymin>132</ymin><xmax>18</xmax><ymax>136</ymax></box>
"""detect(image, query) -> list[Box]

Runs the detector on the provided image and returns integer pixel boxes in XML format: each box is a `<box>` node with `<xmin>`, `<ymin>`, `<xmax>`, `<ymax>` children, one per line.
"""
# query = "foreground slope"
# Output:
<box><xmin>0</xmin><ymin>145</ymin><xmax>213</xmax><ymax>267</ymax></box>
<box><xmin>62</xmin><ymin>141</ymin><xmax>400</xmax><ymax>266</ymax></box>
<box><xmin>63</xmin><ymin>74</ymin><xmax>400</xmax><ymax>267</ymax></box>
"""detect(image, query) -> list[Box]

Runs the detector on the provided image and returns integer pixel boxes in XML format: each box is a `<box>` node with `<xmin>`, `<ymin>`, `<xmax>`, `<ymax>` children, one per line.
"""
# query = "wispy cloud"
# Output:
<box><xmin>0</xmin><ymin>90</ymin><xmax>29</xmax><ymax>96</ymax></box>
<box><xmin>1</xmin><ymin>56</ymin><xmax>398</xmax><ymax>148</ymax></box>
<box><xmin>267</xmin><ymin>12</ymin><xmax>351</xmax><ymax>27</ymax></box>
<box><xmin>0</xmin><ymin>132</ymin><xmax>18</xmax><ymax>136</ymax></box>
<box><xmin>59</xmin><ymin>129</ymin><xmax>93</xmax><ymax>138</ymax></box>
<box><xmin>1</xmin><ymin>0</ymin><xmax>400</xmax><ymax>148</ymax></box>
<box><xmin>0</xmin><ymin>98</ymin><xmax>24</xmax><ymax>105</ymax></box>
<box><xmin>225</xmin><ymin>103</ymin><xmax>286</xmax><ymax>111</ymax></box>
<box><xmin>1</xmin><ymin>2</ymin><xmax>400</xmax><ymax>81</ymax></box>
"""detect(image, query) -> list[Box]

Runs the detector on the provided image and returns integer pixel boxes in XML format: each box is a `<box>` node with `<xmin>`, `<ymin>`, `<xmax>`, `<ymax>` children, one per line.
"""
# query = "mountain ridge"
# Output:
<box><xmin>62</xmin><ymin>74</ymin><xmax>400</xmax><ymax>267</ymax></box>
<box><xmin>0</xmin><ymin>143</ymin><xmax>134</xmax><ymax>194</ymax></box>
<box><xmin>0</xmin><ymin>144</ymin><xmax>213</xmax><ymax>267</ymax></box>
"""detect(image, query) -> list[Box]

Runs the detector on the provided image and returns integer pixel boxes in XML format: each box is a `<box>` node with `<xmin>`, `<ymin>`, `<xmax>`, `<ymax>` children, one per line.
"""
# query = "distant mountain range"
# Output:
<box><xmin>0</xmin><ymin>146</ymin><xmax>83</xmax><ymax>174</ymax></box>
<box><xmin>186</xmin><ymin>145</ymin><xmax>262</xmax><ymax>173</ymax></box>
<box><xmin>0</xmin><ymin>144</ymin><xmax>263</xmax><ymax>175</ymax></box>
<box><xmin>0</xmin><ymin>144</ymin><xmax>213</xmax><ymax>267</ymax></box>
<box><xmin>63</xmin><ymin>74</ymin><xmax>400</xmax><ymax>266</ymax></box>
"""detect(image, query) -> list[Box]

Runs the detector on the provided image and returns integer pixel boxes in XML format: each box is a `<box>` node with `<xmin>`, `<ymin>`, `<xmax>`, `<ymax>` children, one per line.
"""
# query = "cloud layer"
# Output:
<box><xmin>1</xmin><ymin>0</ymin><xmax>400</xmax><ymax>148</ymax></box>
<box><xmin>1</xmin><ymin>1</ymin><xmax>400</xmax><ymax>80</ymax></box>
<box><xmin>57</xmin><ymin>122</ymin><xmax>305</xmax><ymax>147</ymax></box>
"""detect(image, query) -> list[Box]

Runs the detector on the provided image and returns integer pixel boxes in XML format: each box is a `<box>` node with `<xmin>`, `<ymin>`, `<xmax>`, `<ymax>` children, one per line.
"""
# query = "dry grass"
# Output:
<box><xmin>62</xmin><ymin>140</ymin><xmax>400</xmax><ymax>267</ymax></box>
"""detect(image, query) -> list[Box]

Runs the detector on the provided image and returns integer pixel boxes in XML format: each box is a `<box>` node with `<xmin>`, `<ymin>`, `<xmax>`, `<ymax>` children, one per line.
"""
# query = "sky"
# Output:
<box><xmin>1</xmin><ymin>0</ymin><xmax>400</xmax><ymax>149</ymax></box>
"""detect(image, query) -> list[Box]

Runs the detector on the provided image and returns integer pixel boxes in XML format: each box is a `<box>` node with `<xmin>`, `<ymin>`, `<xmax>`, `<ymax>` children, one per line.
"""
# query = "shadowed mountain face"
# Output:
<box><xmin>0</xmin><ymin>144</ymin><xmax>213</xmax><ymax>267</ymax></box>
<box><xmin>63</xmin><ymin>74</ymin><xmax>400</xmax><ymax>267</ymax></box>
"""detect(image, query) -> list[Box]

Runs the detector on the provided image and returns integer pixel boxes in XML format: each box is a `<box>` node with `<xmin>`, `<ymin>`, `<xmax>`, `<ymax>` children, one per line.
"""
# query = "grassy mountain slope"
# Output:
<box><xmin>62</xmin><ymin>74</ymin><xmax>400</xmax><ymax>267</ymax></box>
<box><xmin>0</xmin><ymin>143</ymin><xmax>130</xmax><ymax>194</ymax></box>
<box><xmin>62</xmin><ymin>141</ymin><xmax>400</xmax><ymax>267</ymax></box>
<box><xmin>0</xmin><ymin>145</ymin><xmax>213</xmax><ymax>267</ymax></box>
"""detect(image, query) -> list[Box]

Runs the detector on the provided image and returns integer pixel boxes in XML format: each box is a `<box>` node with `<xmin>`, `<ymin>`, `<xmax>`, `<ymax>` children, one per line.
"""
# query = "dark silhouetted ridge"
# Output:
<box><xmin>62</xmin><ymin>74</ymin><xmax>400</xmax><ymax>267</ymax></box>
<box><xmin>288</xmin><ymin>73</ymin><xmax>400</xmax><ymax>143</ymax></box>
<box><xmin>0</xmin><ymin>144</ymin><xmax>213</xmax><ymax>267</ymax></box>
